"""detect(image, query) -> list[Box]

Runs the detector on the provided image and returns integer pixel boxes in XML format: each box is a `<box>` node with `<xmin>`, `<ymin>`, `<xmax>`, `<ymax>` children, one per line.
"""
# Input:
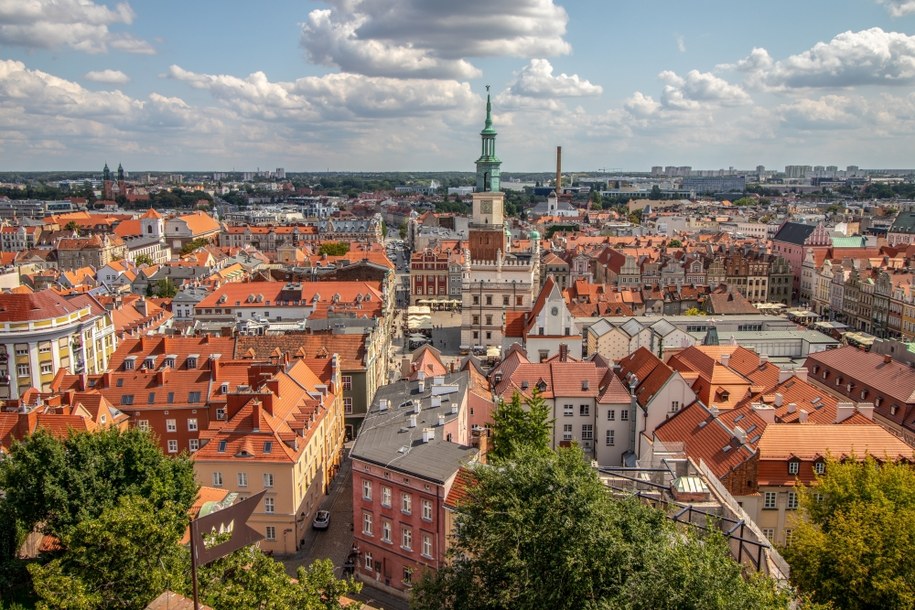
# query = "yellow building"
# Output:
<box><xmin>193</xmin><ymin>357</ymin><xmax>345</xmax><ymax>554</ymax></box>
<box><xmin>0</xmin><ymin>288</ymin><xmax>116</xmax><ymax>400</ymax></box>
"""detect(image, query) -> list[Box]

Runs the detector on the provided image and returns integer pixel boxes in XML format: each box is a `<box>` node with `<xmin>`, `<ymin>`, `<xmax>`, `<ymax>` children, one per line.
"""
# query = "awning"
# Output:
<box><xmin>486</xmin><ymin>346</ymin><xmax>501</xmax><ymax>358</ymax></box>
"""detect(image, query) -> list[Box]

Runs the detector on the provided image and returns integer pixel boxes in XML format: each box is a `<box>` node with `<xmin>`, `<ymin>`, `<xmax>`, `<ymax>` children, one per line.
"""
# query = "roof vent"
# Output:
<box><xmin>408</xmin><ymin>414</ymin><xmax>417</xmax><ymax>428</ymax></box>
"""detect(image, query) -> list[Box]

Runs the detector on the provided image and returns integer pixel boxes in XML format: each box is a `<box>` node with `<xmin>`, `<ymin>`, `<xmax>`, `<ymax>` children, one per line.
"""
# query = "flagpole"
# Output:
<box><xmin>190</xmin><ymin>516</ymin><xmax>200</xmax><ymax>610</ymax></box>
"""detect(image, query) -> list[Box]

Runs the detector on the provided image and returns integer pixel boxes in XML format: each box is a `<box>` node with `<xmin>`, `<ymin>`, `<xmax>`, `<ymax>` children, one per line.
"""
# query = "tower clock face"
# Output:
<box><xmin>481</xmin><ymin>200</ymin><xmax>492</xmax><ymax>214</ymax></box>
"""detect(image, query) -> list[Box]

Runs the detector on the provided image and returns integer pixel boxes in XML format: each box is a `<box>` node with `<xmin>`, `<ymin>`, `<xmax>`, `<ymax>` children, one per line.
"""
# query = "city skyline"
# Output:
<box><xmin>2</xmin><ymin>0</ymin><xmax>915</xmax><ymax>172</ymax></box>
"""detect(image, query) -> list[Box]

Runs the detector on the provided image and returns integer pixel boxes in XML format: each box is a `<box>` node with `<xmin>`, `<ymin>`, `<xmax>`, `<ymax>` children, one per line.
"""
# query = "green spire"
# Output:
<box><xmin>475</xmin><ymin>86</ymin><xmax>501</xmax><ymax>192</ymax></box>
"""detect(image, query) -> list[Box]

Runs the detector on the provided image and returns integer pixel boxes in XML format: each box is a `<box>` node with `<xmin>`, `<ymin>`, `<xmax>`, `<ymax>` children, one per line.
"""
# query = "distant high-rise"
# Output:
<box><xmin>276</xmin><ymin>167</ymin><xmax>286</xmax><ymax>179</ymax></box>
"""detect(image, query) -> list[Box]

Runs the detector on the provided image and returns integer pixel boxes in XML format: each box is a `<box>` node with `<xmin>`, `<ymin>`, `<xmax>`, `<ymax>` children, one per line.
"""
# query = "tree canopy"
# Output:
<box><xmin>412</xmin><ymin>447</ymin><xmax>791</xmax><ymax>610</ymax></box>
<box><xmin>318</xmin><ymin>242</ymin><xmax>350</xmax><ymax>256</ymax></box>
<box><xmin>783</xmin><ymin>457</ymin><xmax>915</xmax><ymax>610</ymax></box>
<box><xmin>0</xmin><ymin>428</ymin><xmax>360</xmax><ymax>609</ymax></box>
<box><xmin>488</xmin><ymin>389</ymin><xmax>553</xmax><ymax>461</ymax></box>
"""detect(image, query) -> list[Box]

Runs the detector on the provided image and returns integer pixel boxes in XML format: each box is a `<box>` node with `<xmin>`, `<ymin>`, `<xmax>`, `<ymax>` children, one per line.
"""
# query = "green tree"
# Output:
<box><xmin>650</xmin><ymin>185</ymin><xmax>662</xmax><ymax>199</ymax></box>
<box><xmin>783</xmin><ymin>457</ymin><xmax>915</xmax><ymax>610</ymax></box>
<box><xmin>28</xmin><ymin>496</ymin><xmax>188</xmax><ymax>610</ymax></box>
<box><xmin>412</xmin><ymin>447</ymin><xmax>789</xmax><ymax>610</ymax></box>
<box><xmin>198</xmin><ymin>549</ymin><xmax>361</xmax><ymax>610</ymax></box>
<box><xmin>667</xmin><ymin>239</ymin><xmax>682</xmax><ymax>248</ymax></box>
<box><xmin>0</xmin><ymin>428</ymin><xmax>197</xmax><ymax>546</ymax></box>
<box><xmin>733</xmin><ymin>196</ymin><xmax>756</xmax><ymax>207</ymax></box>
<box><xmin>318</xmin><ymin>242</ymin><xmax>350</xmax><ymax>256</ymax></box>
<box><xmin>489</xmin><ymin>389</ymin><xmax>553</xmax><ymax>461</ymax></box>
<box><xmin>134</xmin><ymin>254</ymin><xmax>153</xmax><ymax>266</ymax></box>
<box><xmin>380</xmin><ymin>220</ymin><xmax>388</xmax><ymax>239</ymax></box>
<box><xmin>64</xmin><ymin>221</ymin><xmax>79</xmax><ymax>233</ymax></box>
<box><xmin>684</xmin><ymin>307</ymin><xmax>704</xmax><ymax>316</ymax></box>
<box><xmin>180</xmin><ymin>237</ymin><xmax>210</xmax><ymax>255</ymax></box>
<box><xmin>398</xmin><ymin>222</ymin><xmax>407</xmax><ymax>240</ymax></box>
<box><xmin>154</xmin><ymin>277</ymin><xmax>179</xmax><ymax>298</ymax></box>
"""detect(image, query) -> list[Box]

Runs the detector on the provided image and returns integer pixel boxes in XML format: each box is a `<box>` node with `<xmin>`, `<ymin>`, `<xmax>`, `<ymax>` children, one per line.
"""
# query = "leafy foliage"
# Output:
<box><xmin>28</xmin><ymin>496</ymin><xmax>188</xmax><ymax>610</ymax></box>
<box><xmin>318</xmin><ymin>242</ymin><xmax>351</xmax><ymax>256</ymax></box>
<box><xmin>0</xmin><ymin>428</ymin><xmax>197</xmax><ymax>549</ymax></box>
<box><xmin>154</xmin><ymin>277</ymin><xmax>179</xmax><ymax>298</ymax></box>
<box><xmin>134</xmin><ymin>254</ymin><xmax>153</xmax><ymax>266</ymax></box>
<box><xmin>412</xmin><ymin>447</ymin><xmax>790</xmax><ymax>610</ymax></box>
<box><xmin>667</xmin><ymin>239</ymin><xmax>682</xmax><ymax>248</ymax></box>
<box><xmin>489</xmin><ymin>389</ymin><xmax>553</xmax><ymax>461</ymax></box>
<box><xmin>180</xmin><ymin>237</ymin><xmax>211</xmax><ymax>255</ymax></box>
<box><xmin>198</xmin><ymin>549</ymin><xmax>361</xmax><ymax>610</ymax></box>
<box><xmin>784</xmin><ymin>457</ymin><xmax>915</xmax><ymax>609</ymax></box>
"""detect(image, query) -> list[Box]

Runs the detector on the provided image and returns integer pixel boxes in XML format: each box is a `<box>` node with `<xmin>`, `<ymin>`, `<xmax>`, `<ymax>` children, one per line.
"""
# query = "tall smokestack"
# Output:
<box><xmin>556</xmin><ymin>146</ymin><xmax>562</xmax><ymax>193</ymax></box>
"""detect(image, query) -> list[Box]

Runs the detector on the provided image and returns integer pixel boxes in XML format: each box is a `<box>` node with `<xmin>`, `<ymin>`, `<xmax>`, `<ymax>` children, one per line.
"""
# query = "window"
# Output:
<box><xmin>218</xmin><ymin>440</ymin><xmax>227</xmax><ymax>452</ymax></box>
<box><xmin>166</xmin><ymin>419</ymin><xmax>176</xmax><ymax>432</ymax></box>
<box><xmin>212</xmin><ymin>472</ymin><xmax>223</xmax><ymax>487</ymax></box>
<box><xmin>485</xmin><ymin>315</ymin><xmax>492</xmax><ymax>326</ymax></box>
<box><xmin>167</xmin><ymin>440</ymin><xmax>178</xmax><ymax>453</ymax></box>
<box><xmin>265</xmin><ymin>526</ymin><xmax>276</xmax><ymax>541</ymax></box>
<box><xmin>762</xmin><ymin>528</ymin><xmax>774</xmax><ymax>540</ymax></box>
<box><xmin>40</xmin><ymin>363</ymin><xmax>53</xmax><ymax>375</ymax></box>
<box><xmin>422</xmin><ymin>499</ymin><xmax>433</xmax><ymax>521</ymax></box>
<box><xmin>516</xmin><ymin>296</ymin><xmax>523</xmax><ymax>306</ymax></box>
<box><xmin>362</xmin><ymin>480</ymin><xmax>372</xmax><ymax>500</ymax></box>
<box><xmin>562</xmin><ymin>424</ymin><xmax>573</xmax><ymax>441</ymax></box>
<box><xmin>14</xmin><ymin>345</ymin><xmax>27</xmax><ymax>356</ymax></box>
<box><xmin>344</xmin><ymin>397</ymin><xmax>353</xmax><ymax>414</ymax></box>
<box><xmin>342</xmin><ymin>375</ymin><xmax>352</xmax><ymax>390</ymax></box>
<box><xmin>187</xmin><ymin>418</ymin><xmax>198</xmax><ymax>431</ymax></box>
<box><xmin>382</xmin><ymin>520</ymin><xmax>392</xmax><ymax>543</ymax></box>
<box><xmin>401</xmin><ymin>527</ymin><xmax>413</xmax><ymax>551</ymax></box>
<box><xmin>763</xmin><ymin>492</ymin><xmax>777</xmax><ymax>509</ymax></box>
<box><xmin>362</xmin><ymin>513</ymin><xmax>373</xmax><ymax>536</ymax></box>
<box><xmin>138</xmin><ymin>420</ymin><xmax>150</xmax><ymax>431</ymax></box>
<box><xmin>788</xmin><ymin>461</ymin><xmax>799</xmax><ymax>475</ymax></box>
<box><xmin>422</xmin><ymin>533</ymin><xmax>433</xmax><ymax>558</ymax></box>
<box><xmin>670</xmin><ymin>400</ymin><xmax>680</xmax><ymax>413</ymax></box>
<box><xmin>402</xmin><ymin>493</ymin><xmax>412</xmax><ymax>514</ymax></box>
<box><xmin>124</xmin><ymin>358</ymin><xmax>134</xmax><ymax>370</ymax></box>
<box><xmin>485</xmin><ymin>295</ymin><xmax>492</xmax><ymax>306</ymax></box>
<box><xmin>237</xmin><ymin>472</ymin><xmax>248</xmax><ymax>487</ymax></box>
<box><xmin>188</xmin><ymin>391</ymin><xmax>201</xmax><ymax>403</ymax></box>
<box><xmin>403</xmin><ymin>567</ymin><xmax>413</xmax><ymax>585</ymax></box>
<box><xmin>784</xmin><ymin>529</ymin><xmax>794</xmax><ymax>547</ymax></box>
<box><xmin>581</xmin><ymin>424</ymin><xmax>593</xmax><ymax>440</ymax></box>
<box><xmin>606</xmin><ymin>430</ymin><xmax>615</xmax><ymax>446</ymax></box>
<box><xmin>381</xmin><ymin>486</ymin><xmax>392</xmax><ymax>507</ymax></box>
<box><xmin>263</xmin><ymin>441</ymin><xmax>272</xmax><ymax>454</ymax></box>
<box><xmin>167</xmin><ymin>392</ymin><xmax>174</xmax><ymax>404</ymax></box>
<box><xmin>607</xmin><ymin>409</ymin><xmax>615</xmax><ymax>421</ymax></box>
<box><xmin>264</xmin><ymin>497</ymin><xmax>275</xmax><ymax>514</ymax></box>
<box><xmin>503</xmin><ymin>295</ymin><xmax>509</xmax><ymax>306</ymax></box>
<box><xmin>563</xmin><ymin>404</ymin><xmax>573</xmax><ymax>417</ymax></box>
<box><xmin>472</xmin><ymin>315</ymin><xmax>480</xmax><ymax>326</ymax></box>
<box><xmin>620</xmin><ymin>409</ymin><xmax>629</xmax><ymax>422</ymax></box>
<box><xmin>216</xmin><ymin>408</ymin><xmax>226</xmax><ymax>420</ymax></box>
<box><xmin>787</xmin><ymin>491</ymin><xmax>798</xmax><ymax>510</ymax></box>
<box><xmin>189</xmin><ymin>439</ymin><xmax>199</xmax><ymax>452</ymax></box>
<box><xmin>579</xmin><ymin>404</ymin><xmax>590</xmax><ymax>417</ymax></box>
<box><xmin>148</xmin><ymin>392</ymin><xmax>156</xmax><ymax>404</ymax></box>
<box><xmin>121</xmin><ymin>394</ymin><xmax>134</xmax><ymax>405</ymax></box>
<box><xmin>364</xmin><ymin>552</ymin><xmax>373</xmax><ymax>570</ymax></box>
<box><xmin>814</xmin><ymin>462</ymin><xmax>825</xmax><ymax>475</ymax></box>
<box><xmin>263</xmin><ymin>473</ymin><xmax>274</xmax><ymax>488</ymax></box>
<box><xmin>16</xmin><ymin>364</ymin><xmax>28</xmax><ymax>377</ymax></box>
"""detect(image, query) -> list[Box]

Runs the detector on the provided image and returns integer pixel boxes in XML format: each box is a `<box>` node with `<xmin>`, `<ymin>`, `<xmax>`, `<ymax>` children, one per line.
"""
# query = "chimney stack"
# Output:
<box><xmin>720</xmin><ymin>352</ymin><xmax>730</xmax><ymax>368</ymax></box>
<box><xmin>856</xmin><ymin>402</ymin><xmax>875</xmax><ymax>420</ymax></box>
<box><xmin>798</xmin><ymin>409</ymin><xmax>808</xmax><ymax>423</ymax></box>
<box><xmin>794</xmin><ymin>367</ymin><xmax>808</xmax><ymax>382</ymax></box>
<box><xmin>751</xmin><ymin>402</ymin><xmax>776</xmax><ymax>424</ymax></box>
<box><xmin>778</xmin><ymin>367</ymin><xmax>793</xmax><ymax>383</ymax></box>
<box><xmin>409</xmin><ymin>414</ymin><xmax>417</xmax><ymax>428</ymax></box>
<box><xmin>559</xmin><ymin>343</ymin><xmax>568</xmax><ymax>363</ymax></box>
<box><xmin>835</xmin><ymin>402</ymin><xmax>855</xmax><ymax>423</ymax></box>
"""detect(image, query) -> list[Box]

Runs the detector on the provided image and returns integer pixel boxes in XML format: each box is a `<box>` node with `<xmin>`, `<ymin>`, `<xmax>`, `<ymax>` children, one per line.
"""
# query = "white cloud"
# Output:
<box><xmin>300</xmin><ymin>0</ymin><xmax>570</xmax><ymax>79</ymax></box>
<box><xmin>625</xmin><ymin>91</ymin><xmax>661</xmax><ymax>117</ymax></box>
<box><xmin>0</xmin><ymin>0</ymin><xmax>153</xmax><ymax>54</ymax></box>
<box><xmin>675</xmin><ymin>34</ymin><xmax>686</xmax><ymax>54</ymax></box>
<box><xmin>505</xmin><ymin>59</ymin><xmax>602</xmax><ymax>98</ymax></box>
<box><xmin>777</xmin><ymin>95</ymin><xmax>860</xmax><ymax>130</ymax></box>
<box><xmin>167</xmin><ymin>64</ymin><xmax>477</xmax><ymax>122</ymax></box>
<box><xmin>876</xmin><ymin>0</ymin><xmax>915</xmax><ymax>16</ymax></box>
<box><xmin>85</xmin><ymin>69</ymin><xmax>130</xmax><ymax>84</ymax></box>
<box><xmin>658</xmin><ymin>70</ymin><xmax>750</xmax><ymax>109</ymax></box>
<box><xmin>731</xmin><ymin>28</ymin><xmax>915</xmax><ymax>89</ymax></box>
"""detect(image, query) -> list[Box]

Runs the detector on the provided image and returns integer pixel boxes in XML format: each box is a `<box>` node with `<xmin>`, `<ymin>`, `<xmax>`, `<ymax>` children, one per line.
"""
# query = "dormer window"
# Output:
<box><xmin>187</xmin><ymin>355</ymin><xmax>199</xmax><ymax>369</ymax></box>
<box><xmin>124</xmin><ymin>356</ymin><xmax>136</xmax><ymax>371</ymax></box>
<box><xmin>143</xmin><ymin>356</ymin><xmax>156</xmax><ymax>369</ymax></box>
<box><xmin>164</xmin><ymin>355</ymin><xmax>177</xmax><ymax>369</ymax></box>
<box><xmin>788</xmin><ymin>460</ymin><xmax>799</xmax><ymax>475</ymax></box>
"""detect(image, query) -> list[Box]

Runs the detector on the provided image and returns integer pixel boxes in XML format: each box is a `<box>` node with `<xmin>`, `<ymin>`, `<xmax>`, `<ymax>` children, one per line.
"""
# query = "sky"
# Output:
<box><xmin>2</xmin><ymin>0</ymin><xmax>915</xmax><ymax>173</ymax></box>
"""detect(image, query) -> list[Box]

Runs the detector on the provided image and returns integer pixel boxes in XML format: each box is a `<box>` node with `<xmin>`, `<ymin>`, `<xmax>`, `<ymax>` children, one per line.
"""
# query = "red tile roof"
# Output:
<box><xmin>0</xmin><ymin>288</ymin><xmax>84</xmax><ymax>321</ymax></box>
<box><xmin>757</xmin><ymin>424</ymin><xmax>914</xmax><ymax>461</ymax></box>
<box><xmin>444</xmin><ymin>467</ymin><xmax>476</xmax><ymax>508</ymax></box>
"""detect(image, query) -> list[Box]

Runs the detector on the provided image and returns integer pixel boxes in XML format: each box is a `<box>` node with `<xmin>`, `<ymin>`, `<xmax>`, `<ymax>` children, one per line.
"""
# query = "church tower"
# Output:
<box><xmin>469</xmin><ymin>88</ymin><xmax>507</xmax><ymax>261</ymax></box>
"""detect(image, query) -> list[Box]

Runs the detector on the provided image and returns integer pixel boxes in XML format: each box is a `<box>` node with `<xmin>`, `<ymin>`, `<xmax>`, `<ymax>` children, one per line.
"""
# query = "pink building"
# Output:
<box><xmin>770</xmin><ymin>221</ymin><xmax>830</xmax><ymax>299</ymax></box>
<box><xmin>350</xmin><ymin>371</ymin><xmax>481</xmax><ymax>597</ymax></box>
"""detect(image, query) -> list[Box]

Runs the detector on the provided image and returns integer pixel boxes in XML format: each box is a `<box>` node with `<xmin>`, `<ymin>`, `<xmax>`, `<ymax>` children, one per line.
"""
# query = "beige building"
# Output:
<box><xmin>192</xmin><ymin>358</ymin><xmax>346</xmax><ymax>554</ymax></box>
<box><xmin>0</xmin><ymin>288</ymin><xmax>116</xmax><ymax>399</ymax></box>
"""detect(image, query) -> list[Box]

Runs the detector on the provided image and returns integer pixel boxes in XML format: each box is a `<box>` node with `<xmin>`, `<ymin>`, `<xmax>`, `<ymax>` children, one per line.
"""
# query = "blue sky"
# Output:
<box><xmin>2</xmin><ymin>0</ymin><xmax>915</xmax><ymax>173</ymax></box>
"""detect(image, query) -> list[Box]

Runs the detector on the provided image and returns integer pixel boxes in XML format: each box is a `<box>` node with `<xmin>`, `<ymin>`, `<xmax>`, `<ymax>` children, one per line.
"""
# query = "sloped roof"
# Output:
<box><xmin>772</xmin><ymin>222</ymin><xmax>816</xmax><ymax>245</ymax></box>
<box><xmin>805</xmin><ymin>346</ymin><xmax>915</xmax><ymax>405</ymax></box>
<box><xmin>757</xmin><ymin>424</ymin><xmax>914</xmax><ymax>461</ymax></box>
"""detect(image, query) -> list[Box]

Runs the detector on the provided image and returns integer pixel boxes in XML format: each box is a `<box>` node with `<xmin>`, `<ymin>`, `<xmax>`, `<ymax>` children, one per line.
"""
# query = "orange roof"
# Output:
<box><xmin>757</xmin><ymin>424</ymin><xmax>914</xmax><ymax>461</ymax></box>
